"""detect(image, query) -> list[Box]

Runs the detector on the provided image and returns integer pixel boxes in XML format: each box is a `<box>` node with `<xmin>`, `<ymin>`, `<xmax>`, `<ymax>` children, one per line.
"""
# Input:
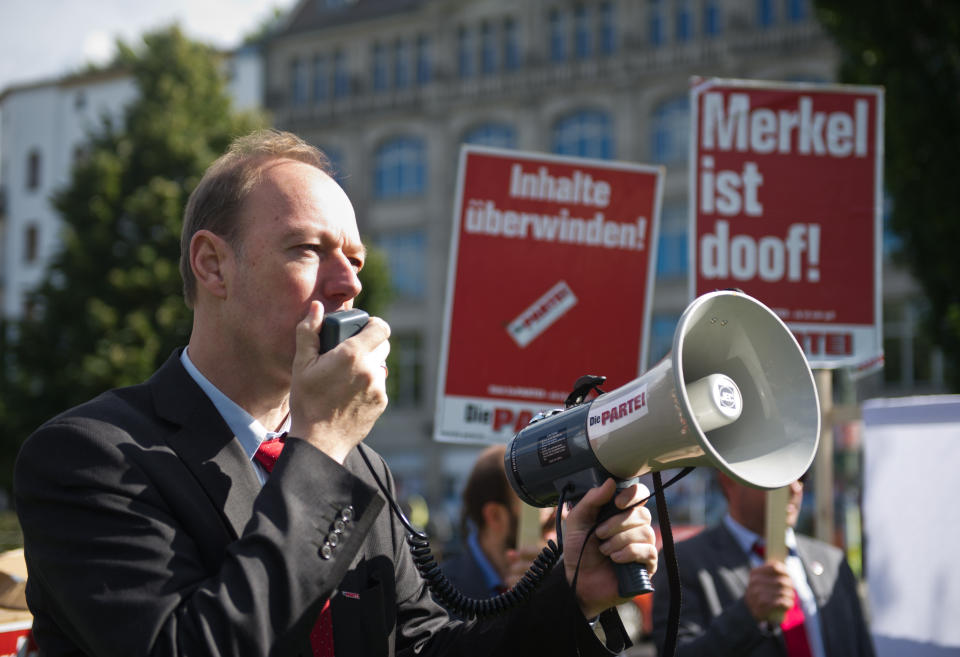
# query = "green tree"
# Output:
<box><xmin>815</xmin><ymin>1</ymin><xmax>960</xmax><ymax>389</ymax></box>
<box><xmin>0</xmin><ymin>26</ymin><xmax>262</xmax><ymax>490</ymax></box>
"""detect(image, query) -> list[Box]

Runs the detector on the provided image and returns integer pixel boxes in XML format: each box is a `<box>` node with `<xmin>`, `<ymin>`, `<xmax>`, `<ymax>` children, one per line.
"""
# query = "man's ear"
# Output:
<box><xmin>190</xmin><ymin>230</ymin><xmax>232</xmax><ymax>300</ymax></box>
<box><xmin>481</xmin><ymin>501</ymin><xmax>510</xmax><ymax>537</ymax></box>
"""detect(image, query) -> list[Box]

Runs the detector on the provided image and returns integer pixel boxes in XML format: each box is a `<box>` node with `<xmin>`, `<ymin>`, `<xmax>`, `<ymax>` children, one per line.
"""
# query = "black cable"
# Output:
<box><xmin>359</xmin><ymin>447</ymin><xmax>564</xmax><ymax>620</ymax></box>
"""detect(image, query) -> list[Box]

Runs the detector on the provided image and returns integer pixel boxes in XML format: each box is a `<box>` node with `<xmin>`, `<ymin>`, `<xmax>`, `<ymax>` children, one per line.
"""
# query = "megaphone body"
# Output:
<box><xmin>504</xmin><ymin>290</ymin><xmax>821</xmax><ymax>594</ymax></box>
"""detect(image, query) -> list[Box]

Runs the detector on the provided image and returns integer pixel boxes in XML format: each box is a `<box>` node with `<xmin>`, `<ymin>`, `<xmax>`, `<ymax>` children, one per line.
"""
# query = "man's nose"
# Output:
<box><xmin>320</xmin><ymin>252</ymin><xmax>363</xmax><ymax>305</ymax></box>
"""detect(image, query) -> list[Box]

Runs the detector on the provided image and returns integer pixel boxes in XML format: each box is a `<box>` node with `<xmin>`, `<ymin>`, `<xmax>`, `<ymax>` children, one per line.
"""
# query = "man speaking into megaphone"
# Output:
<box><xmin>14</xmin><ymin>129</ymin><xmax>659</xmax><ymax>657</ymax></box>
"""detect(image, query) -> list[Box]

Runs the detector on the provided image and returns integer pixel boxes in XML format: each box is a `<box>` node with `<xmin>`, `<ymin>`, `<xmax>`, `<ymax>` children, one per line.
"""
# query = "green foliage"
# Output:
<box><xmin>815</xmin><ymin>1</ymin><xmax>960</xmax><ymax>389</ymax></box>
<box><xmin>354</xmin><ymin>242</ymin><xmax>393</xmax><ymax>319</ymax></box>
<box><xmin>0</xmin><ymin>26</ymin><xmax>263</xmax><ymax>491</ymax></box>
<box><xmin>352</xmin><ymin>244</ymin><xmax>400</xmax><ymax>402</ymax></box>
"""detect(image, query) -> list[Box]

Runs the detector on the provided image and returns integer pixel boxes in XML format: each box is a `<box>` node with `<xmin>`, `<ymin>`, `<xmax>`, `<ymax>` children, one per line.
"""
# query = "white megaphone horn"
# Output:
<box><xmin>504</xmin><ymin>290</ymin><xmax>820</xmax><ymax>594</ymax></box>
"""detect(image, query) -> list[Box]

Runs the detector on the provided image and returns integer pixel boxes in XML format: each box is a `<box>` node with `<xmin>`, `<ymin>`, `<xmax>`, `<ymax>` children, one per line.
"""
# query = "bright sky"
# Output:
<box><xmin>0</xmin><ymin>0</ymin><xmax>298</xmax><ymax>93</ymax></box>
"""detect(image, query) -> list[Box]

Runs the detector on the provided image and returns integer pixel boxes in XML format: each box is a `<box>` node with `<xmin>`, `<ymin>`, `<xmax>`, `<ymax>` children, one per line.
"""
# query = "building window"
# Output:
<box><xmin>332</xmin><ymin>51</ymin><xmax>350</xmax><ymax>98</ymax></box>
<box><xmin>458</xmin><ymin>26</ymin><xmax>475</xmax><ymax>79</ymax></box>
<box><xmin>757</xmin><ymin>0</ymin><xmax>775</xmax><ymax>27</ymax></box>
<box><xmin>378</xmin><ymin>229</ymin><xmax>426</xmax><ymax>299</ymax></box>
<box><xmin>374</xmin><ymin>137</ymin><xmax>426</xmax><ymax>199</ymax></box>
<box><xmin>675</xmin><ymin>0</ymin><xmax>693</xmax><ymax>41</ymax></box>
<box><xmin>574</xmin><ymin>4</ymin><xmax>592</xmax><ymax>59</ymax></box>
<box><xmin>480</xmin><ymin>22</ymin><xmax>497</xmax><ymax>75</ymax></box>
<box><xmin>26</xmin><ymin>150</ymin><xmax>41</xmax><ymax>190</ymax></box>
<box><xmin>549</xmin><ymin>9</ymin><xmax>567</xmax><ymax>62</ymax></box>
<box><xmin>704</xmin><ymin>0</ymin><xmax>722</xmax><ymax>36</ymax></box>
<box><xmin>463</xmin><ymin>123</ymin><xmax>517</xmax><ymax>149</ymax></box>
<box><xmin>656</xmin><ymin>202</ymin><xmax>689</xmax><ymax>279</ymax></box>
<box><xmin>290</xmin><ymin>57</ymin><xmax>308</xmax><ymax>106</ymax></box>
<box><xmin>394</xmin><ymin>39</ymin><xmax>410</xmax><ymax>90</ymax></box>
<box><xmin>786</xmin><ymin>0</ymin><xmax>808</xmax><ymax>22</ymax></box>
<box><xmin>372</xmin><ymin>43</ymin><xmax>388</xmax><ymax>92</ymax></box>
<box><xmin>312</xmin><ymin>55</ymin><xmax>328</xmax><ymax>102</ymax></box>
<box><xmin>599</xmin><ymin>2</ymin><xmax>617</xmax><ymax>55</ymax></box>
<box><xmin>652</xmin><ymin>96</ymin><xmax>690</xmax><ymax>164</ymax></box>
<box><xmin>416</xmin><ymin>35</ymin><xmax>433</xmax><ymax>84</ymax></box>
<box><xmin>387</xmin><ymin>331</ymin><xmax>423</xmax><ymax>409</ymax></box>
<box><xmin>24</xmin><ymin>223</ymin><xmax>40</xmax><ymax>264</ymax></box>
<box><xmin>504</xmin><ymin>18</ymin><xmax>521</xmax><ymax>70</ymax></box>
<box><xmin>320</xmin><ymin>145</ymin><xmax>345</xmax><ymax>185</ymax></box>
<box><xmin>649</xmin><ymin>0</ymin><xmax>664</xmax><ymax>46</ymax></box>
<box><xmin>881</xmin><ymin>192</ymin><xmax>901</xmax><ymax>260</ymax></box>
<box><xmin>552</xmin><ymin>110</ymin><xmax>613</xmax><ymax>159</ymax></box>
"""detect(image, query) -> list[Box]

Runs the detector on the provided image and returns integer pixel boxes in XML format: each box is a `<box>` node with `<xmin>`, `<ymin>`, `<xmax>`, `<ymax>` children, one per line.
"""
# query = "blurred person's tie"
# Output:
<box><xmin>751</xmin><ymin>541</ymin><xmax>813</xmax><ymax>657</ymax></box>
<box><xmin>255</xmin><ymin>435</ymin><xmax>335</xmax><ymax>657</ymax></box>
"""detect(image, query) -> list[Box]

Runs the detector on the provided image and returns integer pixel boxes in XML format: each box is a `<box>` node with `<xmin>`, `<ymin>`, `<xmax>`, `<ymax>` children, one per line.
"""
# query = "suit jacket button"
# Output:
<box><xmin>334</xmin><ymin>518</ymin><xmax>346</xmax><ymax>533</ymax></box>
<box><xmin>320</xmin><ymin>544</ymin><xmax>333</xmax><ymax>560</ymax></box>
<box><xmin>341</xmin><ymin>506</ymin><xmax>354</xmax><ymax>523</ymax></box>
<box><xmin>327</xmin><ymin>532</ymin><xmax>340</xmax><ymax>547</ymax></box>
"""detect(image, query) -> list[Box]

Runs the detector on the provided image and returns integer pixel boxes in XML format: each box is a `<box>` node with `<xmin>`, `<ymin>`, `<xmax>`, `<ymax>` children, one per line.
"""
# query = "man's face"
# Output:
<box><xmin>725</xmin><ymin>476</ymin><xmax>804</xmax><ymax>533</ymax></box>
<box><xmin>223</xmin><ymin>158</ymin><xmax>364</xmax><ymax>382</ymax></box>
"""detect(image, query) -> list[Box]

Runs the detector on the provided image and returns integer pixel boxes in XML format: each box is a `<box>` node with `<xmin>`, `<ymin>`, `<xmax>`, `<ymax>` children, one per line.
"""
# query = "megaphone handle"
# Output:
<box><xmin>596</xmin><ymin>479</ymin><xmax>654</xmax><ymax>597</ymax></box>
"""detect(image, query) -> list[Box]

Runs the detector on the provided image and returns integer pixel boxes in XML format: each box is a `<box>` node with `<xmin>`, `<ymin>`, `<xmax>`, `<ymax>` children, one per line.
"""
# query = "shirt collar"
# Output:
<box><xmin>723</xmin><ymin>513</ymin><xmax>798</xmax><ymax>557</ymax></box>
<box><xmin>466</xmin><ymin>529</ymin><xmax>505</xmax><ymax>595</ymax></box>
<box><xmin>180</xmin><ymin>348</ymin><xmax>290</xmax><ymax>465</ymax></box>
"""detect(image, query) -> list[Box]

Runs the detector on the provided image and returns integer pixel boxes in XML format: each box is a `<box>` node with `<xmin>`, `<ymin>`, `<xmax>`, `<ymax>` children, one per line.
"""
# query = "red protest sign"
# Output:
<box><xmin>690</xmin><ymin>79</ymin><xmax>884</xmax><ymax>369</ymax></box>
<box><xmin>435</xmin><ymin>146</ymin><xmax>663</xmax><ymax>444</ymax></box>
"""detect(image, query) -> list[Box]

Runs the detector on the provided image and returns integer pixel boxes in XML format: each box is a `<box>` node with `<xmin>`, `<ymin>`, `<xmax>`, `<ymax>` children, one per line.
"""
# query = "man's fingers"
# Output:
<box><xmin>598</xmin><ymin>522</ymin><xmax>657</xmax><ymax>559</ymax></box>
<box><xmin>614</xmin><ymin>481</ymin><xmax>651</xmax><ymax>509</ymax></box>
<box><xmin>352</xmin><ymin>316</ymin><xmax>391</xmax><ymax>349</ymax></box>
<box><xmin>566</xmin><ymin>478</ymin><xmax>616</xmax><ymax>529</ymax></box>
<box><xmin>295</xmin><ymin>301</ymin><xmax>324</xmax><ymax>360</ymax></box>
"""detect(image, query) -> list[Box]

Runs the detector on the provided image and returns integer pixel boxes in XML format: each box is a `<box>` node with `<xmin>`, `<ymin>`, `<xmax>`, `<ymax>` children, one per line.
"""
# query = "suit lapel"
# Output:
<box><xmin>150</xmin><ymin>351</ymin><xmax>262</xmax><ymax>538</ymax></box>
<box><xmin>796</xmin><ymin>537</ymin><xmax>834</xmax><ymax>607</ymax></box>
<box><xmin>712</xmin><ymin>525</ymin><xmax>752</xmax><ymax>597</ymax></box>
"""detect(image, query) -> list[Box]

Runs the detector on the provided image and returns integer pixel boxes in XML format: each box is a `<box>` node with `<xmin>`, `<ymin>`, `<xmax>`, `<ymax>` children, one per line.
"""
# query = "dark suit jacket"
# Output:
<box><xmin>14</xmin><ymin>351</ymin><xmax>625</xmax><ymax>657</ymax></box>
<box><xmin>650</xmin><ymin>524</ymin><xmax>875</xmax><ymax>657</ymax></box>
<box><xmin>440</xmin><ymin>543</ymin><xmax>500</xmax><ymax>602</ymax></box>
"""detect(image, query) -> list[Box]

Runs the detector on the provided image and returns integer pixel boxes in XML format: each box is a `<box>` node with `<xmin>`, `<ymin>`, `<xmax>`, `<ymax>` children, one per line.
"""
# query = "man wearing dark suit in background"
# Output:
<box><xmin>441</xmin><ymin>444</ymin><xmax>521</xmax><ymax>600</ymax></box>
<box><xmin>15</xmin><ymin>129</ymin><xmax>659</xmax><ymax>656</ymax></box>
<box><xmin>651</xmin><ymin>473</ymin><xmax>875</xmax><ymax>657</ymax></box>
<box><xmin>441</xmin><ymin>444</ymin><xmax>557</xmax><ymax>600</ymax></box>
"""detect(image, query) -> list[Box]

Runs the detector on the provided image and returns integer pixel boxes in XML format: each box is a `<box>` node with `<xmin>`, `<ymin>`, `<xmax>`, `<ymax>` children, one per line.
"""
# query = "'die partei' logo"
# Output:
<box><xmin>587</xmin><ymin>385</ymin><xmax>649</xmax><ymax>438</ymax></box>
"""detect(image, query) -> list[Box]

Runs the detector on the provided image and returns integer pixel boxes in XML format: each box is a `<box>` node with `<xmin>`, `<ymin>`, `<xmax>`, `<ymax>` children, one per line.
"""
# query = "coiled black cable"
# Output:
<box><xmin>360</xmin><ymin>446</ymin><xmax>566</xmax><ymax>620</ymax></box>
<box><xmin>406</xmin><ymin>533</ymin><xmax>562</xmax><ymax>619</ymax></box>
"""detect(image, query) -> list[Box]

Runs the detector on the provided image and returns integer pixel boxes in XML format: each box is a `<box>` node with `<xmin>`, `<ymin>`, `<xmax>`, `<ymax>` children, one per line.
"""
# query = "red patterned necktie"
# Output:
<box><xmin>751</xmin><ymin>541</ymin><xmax>813</xmax><ymax>657</ymax></box>
<box><xmin>254</xmin><ymin>435</ymin><xmax>334</xmax><ymax>657</ymax></box>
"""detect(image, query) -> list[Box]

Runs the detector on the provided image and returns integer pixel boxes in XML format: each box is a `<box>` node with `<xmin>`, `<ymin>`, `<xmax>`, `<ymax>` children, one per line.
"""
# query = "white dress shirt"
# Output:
<box><xmin>180</xmin><ymin>348</ymin><xmax>290</xmax><ymax>485</ymax></box>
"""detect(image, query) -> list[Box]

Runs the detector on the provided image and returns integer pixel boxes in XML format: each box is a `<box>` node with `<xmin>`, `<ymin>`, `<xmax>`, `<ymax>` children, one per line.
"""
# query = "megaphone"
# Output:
<box><xmin>504</xmin><ymin>290</ymin><xmax>820</xmax><ymax>594</ymax></box>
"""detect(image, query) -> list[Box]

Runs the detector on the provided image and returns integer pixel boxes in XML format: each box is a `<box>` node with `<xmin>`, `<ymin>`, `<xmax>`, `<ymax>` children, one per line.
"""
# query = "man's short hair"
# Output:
<box><xmin>179</xmin><ymin>129</ymin><xmax>334</xmax><ymax>308</ymax></box>
<box><xmin>460</xmin><ymin>444</ymin><xmax>514</xmax><ymax>539</ymax></box>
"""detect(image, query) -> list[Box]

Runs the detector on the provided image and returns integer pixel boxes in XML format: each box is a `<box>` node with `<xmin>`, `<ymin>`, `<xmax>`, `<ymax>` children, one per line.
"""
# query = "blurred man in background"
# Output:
<box><xmin>651</xmin><ymin>473</ymin><xmax>874</xmax><ymax>657</ymax></box>
<box><xmin>441</xmin><ymin>444</ymin><xmax>557</xmax><ymax>598</ymax></box>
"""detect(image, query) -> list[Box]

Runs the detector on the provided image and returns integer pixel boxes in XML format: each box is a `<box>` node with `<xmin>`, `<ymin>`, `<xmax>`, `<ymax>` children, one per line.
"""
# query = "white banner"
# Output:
<box><xmin>862</xmin><ymin>396</ymin><xmax>960</xmax><ymax>657</ymax></box>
